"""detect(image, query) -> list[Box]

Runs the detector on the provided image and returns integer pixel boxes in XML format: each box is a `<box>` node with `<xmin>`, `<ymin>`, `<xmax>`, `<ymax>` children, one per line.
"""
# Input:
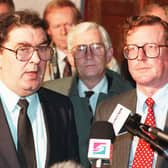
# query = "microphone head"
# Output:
<box><xmin>89</xmin><ymin>121</ymin><xmax>115</xmax><ymax>143</ymax></box>
<box><xmin>126</xmin><ymin>113</ymin><xmax>141</xmax><ymax>129</ymax></box>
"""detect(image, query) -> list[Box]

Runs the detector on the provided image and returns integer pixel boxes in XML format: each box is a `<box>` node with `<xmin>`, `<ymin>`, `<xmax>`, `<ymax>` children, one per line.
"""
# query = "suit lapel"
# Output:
<box><xmin>0</xmin><ymin>99</ymin><xmax>21</xmax><ymax>167</ymax></box>
<box><xmin>112</xmin><ymin>90</ymin><xmax>136</xmax><ymax>168</ymax></box>
<box><xmin>38</xmin><ymin>89</ymin><xmax>50</xmax><ymax>168</ymax></box>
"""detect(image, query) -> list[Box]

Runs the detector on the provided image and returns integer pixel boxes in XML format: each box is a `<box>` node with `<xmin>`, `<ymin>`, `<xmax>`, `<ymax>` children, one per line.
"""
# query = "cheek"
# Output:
<box><xmin>128</xmin><ymin>61</ymin><xmax>136</xmax><ymax>74</ymax></box>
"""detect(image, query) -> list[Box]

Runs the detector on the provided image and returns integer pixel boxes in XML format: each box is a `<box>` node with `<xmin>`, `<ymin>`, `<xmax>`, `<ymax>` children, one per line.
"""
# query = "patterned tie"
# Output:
<box><xmin>17</xmin><ymin>99</ymin><xmax>37</xmax><ymax>168</ymax></box>
<box><xmin>132</xmin><ymin>97</ymin><xmax>156</xmax><ymax>168</ymax></box>
<box><xmin>63</xmin><ymin>57</ymin><xmax>72</xmax><ymax>77</ymax></box>
<box><xmin>85</xmin><ymin>91</ymin><xmax>94</xmax><ymax>124</ymax></box>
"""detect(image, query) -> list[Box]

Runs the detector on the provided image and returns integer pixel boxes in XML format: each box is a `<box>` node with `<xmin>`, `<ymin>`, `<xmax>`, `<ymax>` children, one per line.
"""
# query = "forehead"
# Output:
<box><xmin>126</xmin><ymin>24</ymin><xmax>165</xmax><ymax>45</ymax></box>
<box><xmin>6</xmin><ymin>25</ymin><xmax>47</xmax><ymax>45</ymax></box>
<box><xmin>46</xmin><ymin>7</ymin><xmax>75</xmax><ymax>23</ymax></box>
<box><xmin>72</xmin><ymin>28</ymin><xmax>102</xmax><ymax>46</ymax></box>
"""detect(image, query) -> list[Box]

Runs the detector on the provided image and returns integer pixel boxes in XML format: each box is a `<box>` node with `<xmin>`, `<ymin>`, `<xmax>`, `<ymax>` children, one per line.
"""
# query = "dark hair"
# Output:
<box><xmin>0</xmin><ymin>10</ymin><xmax>50</xmax><ymax>45</ymax></box>
<box><xmin>122</xmin><ymin>15</ymin><xmax>168</xmax><ymax>45</ymax></box>
<box><xmin>43</xmin><ymin>0</ymin><xmax>82</xmax><ymax>23</ymax></box>
<box><xmin>0</xmin><ymin>0</ymin><xmax>15</xmax><ymax>12</ymax></box>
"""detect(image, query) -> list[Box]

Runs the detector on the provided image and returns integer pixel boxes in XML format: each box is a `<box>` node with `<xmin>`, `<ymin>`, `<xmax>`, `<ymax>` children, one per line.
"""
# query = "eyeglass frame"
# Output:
<box><xmin>0</xmin><ymin>43</ymin><xmax>54</xmax><ymax>62</ymax></box>
<box><xmin>71</xmin><ymin>42</ymin><xmax>106</xmax><ymax>59</ymax></box>
<box><xmin>123</xmin><ymin>43</ymin><xmax>168</xmax><ymax>60</ymax></box>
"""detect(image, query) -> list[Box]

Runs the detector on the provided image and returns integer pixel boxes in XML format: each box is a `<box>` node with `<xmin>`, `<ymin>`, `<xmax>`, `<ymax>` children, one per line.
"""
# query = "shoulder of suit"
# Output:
<box><xmin>42</xmin><ymin>77</ymin><xmax>73</xmax><ymax>95</ymax></box>
<box><xmin>98</xmin><ymin>88</ymin><xmax>136</xmax><ymax>110</ymax></box>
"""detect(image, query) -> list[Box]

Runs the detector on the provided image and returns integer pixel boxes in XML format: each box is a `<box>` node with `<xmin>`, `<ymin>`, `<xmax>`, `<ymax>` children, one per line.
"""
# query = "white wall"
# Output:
<box><xmin>13</xmin><ymin>0</ymin><xmax>84</xmax><ymax>17</ymax></box>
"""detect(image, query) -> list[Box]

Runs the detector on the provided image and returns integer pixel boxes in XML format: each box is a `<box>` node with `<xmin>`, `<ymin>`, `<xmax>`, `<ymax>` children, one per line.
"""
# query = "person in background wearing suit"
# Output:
<box><xmin>96</xmin><ymin>15</ymin><xmax>168</xmax><ymax>168</ymax></box>
<box><xmin>0</xmin><ymin>10</ymin><xmax>79</xmax><ymax>168</ymax></box>
<box><xmin>43</xmin><ymin>0</ymin><xmax>82</xmax><ymax>80</ymax></box>
<box><xmin>0</xmin><ymin>0</ymin><xmax>15</xmax><ymax>16</ymax></box>
<box><xmin>43</xmin><ymin>21</ymin><xmax>133</xmax><ymax>168</ymax></box>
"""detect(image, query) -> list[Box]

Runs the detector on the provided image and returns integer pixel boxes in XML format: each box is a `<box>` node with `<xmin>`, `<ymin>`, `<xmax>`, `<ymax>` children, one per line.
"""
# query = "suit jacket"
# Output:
<box><xmin>43</xmin><ymin>69</ymin><xmax>133</xmax><ymax>168</ymax></box>
<box><xmin>0</xmin><ymin>87</ymin><xmax>79</xmax><ymax>168</ymax></box>
<box><xmin>96</xmin><ymin>89</ymin><xmax>168</xmax><ymax>168</ymax></box>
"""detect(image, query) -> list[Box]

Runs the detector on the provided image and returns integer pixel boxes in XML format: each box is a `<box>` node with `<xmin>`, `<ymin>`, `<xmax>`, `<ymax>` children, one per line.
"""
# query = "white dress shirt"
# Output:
<box><xmin>0</xmin><ymin>80</ymin><xmax>47</xmax><ymax>168</ymax></box>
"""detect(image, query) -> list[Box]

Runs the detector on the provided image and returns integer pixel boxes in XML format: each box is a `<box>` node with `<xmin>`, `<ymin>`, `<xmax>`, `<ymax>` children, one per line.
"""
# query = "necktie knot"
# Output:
<box><xmin>146</xmin><ymin>97</ymin><xmax>154</xmax><ymax>107</ymax></box>
<box><xmin>18</xmin><ymin>99</ymin><xmax>29</xmax><ymax>112</ymax></box>
<box><xmin>85</xmin><ymin>91</ymin><xmax>94</xmax><ymax>99</ymax></box>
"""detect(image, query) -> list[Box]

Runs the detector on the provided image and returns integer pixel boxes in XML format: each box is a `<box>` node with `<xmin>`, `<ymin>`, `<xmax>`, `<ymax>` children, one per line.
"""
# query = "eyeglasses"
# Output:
<box><xmin>123</xmin><ymin>43</ymin><xmax>168</xmax><ymax>60</ymax></box>
<box><xmin>71</xmin><ymin>43</ymin><xmax>105</xmax><ymax>59</ymax></box>
<box><xmin>0</xmin><ymin>44</ymin><xmax>54</xmax><ymax>61</ymax></box>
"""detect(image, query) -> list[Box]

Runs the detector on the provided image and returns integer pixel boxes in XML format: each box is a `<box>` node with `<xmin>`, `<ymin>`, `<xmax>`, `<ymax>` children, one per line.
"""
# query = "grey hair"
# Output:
<box><xmin>50</xmin><ymin>160</ymin><xmax>84</xmax><ymax>168</ymax></box>
<box><xmin>67</xmin><ymin>21</ymin><xmax>112</xmax><ymax>51</ymax></box>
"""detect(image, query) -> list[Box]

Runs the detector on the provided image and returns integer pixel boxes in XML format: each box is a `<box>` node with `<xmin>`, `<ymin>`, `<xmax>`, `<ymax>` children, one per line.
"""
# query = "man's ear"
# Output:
<box><xmin>105</xmin><ymin>47</ymin><xmax>113</xmax><ymax>64</ymax></box>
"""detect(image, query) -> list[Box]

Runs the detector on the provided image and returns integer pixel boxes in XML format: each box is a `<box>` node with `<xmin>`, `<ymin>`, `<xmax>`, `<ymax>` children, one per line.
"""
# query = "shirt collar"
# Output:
<box><xmin>136</xmin><ymin>82</ymin><xmax>168</xmax><ymax>114</ymax></box>
<box><xmin>0</xmin><ymin>80</ymin><xmax>37</xmax><ymax>112</ymax></box>
<box><xmin>78</xmin><ymin>76</ymin><xmax>108</xmax><ymax>97</ymax></box>
<box><xmin>152</xmin><ymin>82</ymin><xmax>168</xmax><ymax>110</ymax></box>
<box><xmin>0</xmin><ymin>81</ymin><xmax>20</xmax><ymax>112</ymax></box>
<box><xmin>57</xmin><ymin>49</ymin><xmax>67</xmax><ymax>61</ymax></box>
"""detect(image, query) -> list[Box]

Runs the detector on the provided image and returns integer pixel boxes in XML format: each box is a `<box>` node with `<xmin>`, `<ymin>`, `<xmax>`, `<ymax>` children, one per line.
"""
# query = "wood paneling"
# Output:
<box><xmin>85</xmin><ymin>0</ymin><xmax>168</xmax><ymax>66</ymax></box>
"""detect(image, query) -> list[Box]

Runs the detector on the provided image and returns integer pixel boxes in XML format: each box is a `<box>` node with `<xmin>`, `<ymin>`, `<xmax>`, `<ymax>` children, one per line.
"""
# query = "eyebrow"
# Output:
<box><xmin>16</xmin><ymin>40</ymin><xmax>49</xmax><ymax>47</ymax></box>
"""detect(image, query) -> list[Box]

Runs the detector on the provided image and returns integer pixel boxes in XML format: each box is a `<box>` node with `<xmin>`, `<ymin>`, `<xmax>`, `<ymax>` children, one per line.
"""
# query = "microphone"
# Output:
<box><xmin>108</xmin><ymin>104</ymin><xmax>132</xmax><ymax>135</ymax></box>
<box><xmin>139</xmin><ymin>124</ymin><xmax>168</xmax><ymax>143</ymax></box>
<box><xmin>107</xmin><ymin>104</ymin><xmax>168</xmax><ymax>159</ymax></box>
<box><xmin>125</xmin><ymin>114</ymin><xmax>168</xmax><ymax>159</ymax></box>
<box><xmin>88</xmin><ymin>121</ymin><xmax>115</xmax><ymax>168</ymax></box>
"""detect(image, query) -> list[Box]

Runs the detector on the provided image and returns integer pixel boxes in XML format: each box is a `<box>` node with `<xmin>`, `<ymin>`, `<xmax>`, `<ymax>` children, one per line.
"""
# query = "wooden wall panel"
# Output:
<box><xmin>85</xmin><ymin>0</ymin><xmax>168</xmax><ymax>66</ymax></box>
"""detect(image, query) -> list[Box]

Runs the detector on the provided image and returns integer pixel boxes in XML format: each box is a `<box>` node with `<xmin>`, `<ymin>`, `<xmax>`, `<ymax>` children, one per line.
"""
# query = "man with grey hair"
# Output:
<box><xmin>44</xmin><ymin>21</ymin><xmax>132</xmax><ymax>168</ymax></box>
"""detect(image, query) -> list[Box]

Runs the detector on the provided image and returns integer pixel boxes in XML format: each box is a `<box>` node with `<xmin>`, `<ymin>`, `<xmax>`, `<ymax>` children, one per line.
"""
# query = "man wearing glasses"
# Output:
<box><xmin>96</xmin><ymin>15</ymin><xmax>168</xmax><ymax>168</ymax></box>
<box><xmin>44</xmin><ymin>21</ymin><xmax>132</xmax><ymax>168</ymax></box>
<box><xmin>0</xmin><ymin>10</ymin><xmax>79</xmax><ymax>168</ymax></box>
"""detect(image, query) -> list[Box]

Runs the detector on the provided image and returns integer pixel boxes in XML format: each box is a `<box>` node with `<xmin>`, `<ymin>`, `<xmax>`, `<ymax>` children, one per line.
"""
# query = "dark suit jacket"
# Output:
<box><xmin>0</xmin><ymin>87</ymin><xmax>79</xmax><ymax>168</ymax></box>
<box><xmin>96</xmin><ymin>89</ymin><xmax>168</xmax><ymax>168</ymax></box>
<box><xmin>43</xmin><ymin>69</ymin><xmax>133</xmax><ymax>168</ymax></box>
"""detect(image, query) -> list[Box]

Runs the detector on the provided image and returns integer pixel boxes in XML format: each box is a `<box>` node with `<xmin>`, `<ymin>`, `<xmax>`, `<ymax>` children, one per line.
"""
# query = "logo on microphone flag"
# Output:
<box><xmin>88</xmin><ymin>139</ymin><xmax>111</xmax><ymax>159</ymax></box>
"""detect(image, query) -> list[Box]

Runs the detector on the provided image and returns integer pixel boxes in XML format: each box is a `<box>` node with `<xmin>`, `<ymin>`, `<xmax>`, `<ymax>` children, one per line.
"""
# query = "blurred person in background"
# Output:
<box><xmin>0</xmin><ymin>0</ymin><xmax>15</xmax><ymax>16</ymax></box>
<box><xmin>43</xmin><ymin>0</ymin><xmax>82</xmax><ymax>80</ymax></box>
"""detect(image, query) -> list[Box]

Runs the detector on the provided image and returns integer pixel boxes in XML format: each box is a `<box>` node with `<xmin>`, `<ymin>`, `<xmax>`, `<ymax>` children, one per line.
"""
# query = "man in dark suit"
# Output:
<box><xmin>43</xmin><ymin>21</ymin><xmax>133</xmax><ymax>168</ymax></box>
<box><xmin>96</xmin><ymin>15</ymin><xmax>168</xmax><ymax>167</ymax></box>
<box><xmin>0</xmin><ymin>10</ymin><xmax>79</xmax><ymax>168</ymax></box>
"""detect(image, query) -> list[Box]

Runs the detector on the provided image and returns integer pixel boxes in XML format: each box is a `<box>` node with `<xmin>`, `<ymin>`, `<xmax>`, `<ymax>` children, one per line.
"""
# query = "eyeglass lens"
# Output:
<box><xmin>123</xmin><ymin>43</ymin><xmax>160</xmax><ymax>60</ymax></box>
<box><xmin>17</xmin><ymin>45</ymin><xmax>53</xmax><ymax>61</ymax></box>
<box><xmin>73</xmin><ymin>43</ymin><xmax>105</xmax><ymax>58</ymax></box>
